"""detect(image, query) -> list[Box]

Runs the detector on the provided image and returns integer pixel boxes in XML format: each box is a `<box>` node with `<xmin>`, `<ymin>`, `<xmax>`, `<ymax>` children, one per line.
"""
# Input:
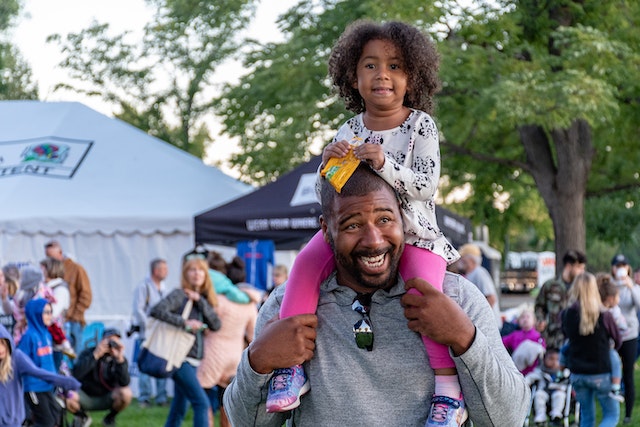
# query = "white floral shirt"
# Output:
<box><xmin>332</xmin><ymin>109</ymin><xmax>459</xmax><ymax>263</ymax></box>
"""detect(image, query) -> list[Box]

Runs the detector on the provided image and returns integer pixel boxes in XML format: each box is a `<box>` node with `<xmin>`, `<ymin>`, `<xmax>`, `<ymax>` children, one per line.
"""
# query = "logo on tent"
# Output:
<box><xmin>0</xmin><ymin>136</ymin><xmax>93</xmax><ymax>179</ymax></box>
<box><xmin>23</xmin><ymin>143</ymin><xmax>69</xmax><ymax>163</ymax></box>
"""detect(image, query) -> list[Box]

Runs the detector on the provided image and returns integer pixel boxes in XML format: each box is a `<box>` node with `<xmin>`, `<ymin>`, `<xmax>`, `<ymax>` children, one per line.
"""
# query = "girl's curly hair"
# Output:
<box><xmin>328</xmin><ymin>20</ymin><xmax>441</xmax><ymax>114</ymax></box>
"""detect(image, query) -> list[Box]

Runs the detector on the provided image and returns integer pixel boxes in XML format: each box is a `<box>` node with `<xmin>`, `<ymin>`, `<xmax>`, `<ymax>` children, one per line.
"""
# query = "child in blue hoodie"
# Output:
<box><xmin>17</xmin><ymin>298</ymin><xmax>70</xmax><ymax>427</ymax></box>
<box><xmin>0</xmin><ymin>323</ymin><xmax>80</xmax><ymax>427</ymax></box>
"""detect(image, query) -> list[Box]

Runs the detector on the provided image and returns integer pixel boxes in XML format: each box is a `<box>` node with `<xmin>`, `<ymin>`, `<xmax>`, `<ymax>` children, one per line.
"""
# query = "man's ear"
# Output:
<box><xmin>319</xmin><ymin>215</ymin><xmax>331</xmax><ymax>244</ymax></box>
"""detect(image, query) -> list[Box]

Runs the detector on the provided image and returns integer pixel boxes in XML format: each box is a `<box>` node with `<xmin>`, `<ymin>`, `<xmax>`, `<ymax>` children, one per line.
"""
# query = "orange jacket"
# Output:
<box><xmin>63</xmin><ymin>258</ymin><xmax>92</xmax><ymax>326</ymax></box>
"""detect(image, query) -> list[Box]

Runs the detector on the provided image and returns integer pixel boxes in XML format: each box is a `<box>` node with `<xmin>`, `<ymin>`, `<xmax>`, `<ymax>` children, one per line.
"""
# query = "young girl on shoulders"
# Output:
<box><xmin>267</xmin><ymin>20</ymin><xmax>465</xmax><ymax>427</ymax></box>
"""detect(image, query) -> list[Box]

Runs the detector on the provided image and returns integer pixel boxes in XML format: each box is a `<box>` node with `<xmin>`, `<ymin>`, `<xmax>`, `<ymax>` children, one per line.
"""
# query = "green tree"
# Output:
<box><xmin>436</xmin><ymin>0</ymin><xmax>640</xmax><ymax>267</ymax></box>
<box><xmin>0</xmin><ymin>0</ymin><xmax>38</xmax><ymax>100</ymax></box>
<box><xmin>217</xmin><ymin>0</ymin><xmax>640</xmax><ymax>268</ymax></box>
<box><xmin>48</xmin><ymin>0</ymin><xmax>257</xmax><ymax>158</ymax></box>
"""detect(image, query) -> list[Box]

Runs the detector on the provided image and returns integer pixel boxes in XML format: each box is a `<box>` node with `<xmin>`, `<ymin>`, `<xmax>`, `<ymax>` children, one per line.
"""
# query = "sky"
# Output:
<box><xmin>10</xmin><ymin>0</ymin><xmax>298</xmax><ymax>175</ymax></box>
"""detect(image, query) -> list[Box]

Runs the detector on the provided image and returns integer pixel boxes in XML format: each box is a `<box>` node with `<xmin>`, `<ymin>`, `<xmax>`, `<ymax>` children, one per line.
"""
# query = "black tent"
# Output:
<box><xmin>194</xmin><ymin>156</ymin><xmax>472</xmax><ymax>250</ymax></box>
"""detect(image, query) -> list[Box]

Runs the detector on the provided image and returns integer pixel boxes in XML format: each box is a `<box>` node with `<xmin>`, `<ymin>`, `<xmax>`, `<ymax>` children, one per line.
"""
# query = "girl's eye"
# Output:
<box><xmin>364</xmin><ymin>63</ymin><xmax>375</xmax><ymax>69</ymax></box>
<box><xmin>390</xmin><ymin>64</ymin><xmax>400</xmax><ymax>70</ymax></box>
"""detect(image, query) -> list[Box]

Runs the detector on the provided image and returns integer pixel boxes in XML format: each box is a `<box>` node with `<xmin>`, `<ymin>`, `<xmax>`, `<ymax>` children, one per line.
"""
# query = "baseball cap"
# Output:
<box><xmin>611</xmin><ymin>254</ymin><xmax>629</xmax><ymax>266</ymax></box>
<box><xmin>102</xmin><ymin>328</ymin><xmax>122</xmax><ymax>339</ymax></box>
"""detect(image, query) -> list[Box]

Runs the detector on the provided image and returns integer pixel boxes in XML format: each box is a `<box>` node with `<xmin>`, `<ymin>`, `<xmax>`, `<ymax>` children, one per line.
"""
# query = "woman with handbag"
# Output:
<box><xmin>149</xmin><ymin>258</ymin><xmax>221</xmax><ymax>427</ymax></box>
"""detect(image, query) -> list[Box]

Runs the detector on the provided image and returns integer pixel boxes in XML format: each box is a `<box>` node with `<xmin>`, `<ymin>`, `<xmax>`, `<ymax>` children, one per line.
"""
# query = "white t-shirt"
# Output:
<box><xmin>47</xmin><ymin>278</ymin><xmax>70</xmax><ymax>321</ymax></box>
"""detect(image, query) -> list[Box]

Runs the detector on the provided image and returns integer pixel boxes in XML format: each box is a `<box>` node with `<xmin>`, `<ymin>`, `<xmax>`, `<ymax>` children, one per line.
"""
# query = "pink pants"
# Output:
<box><xmin>280</xmin><ymin>230</ymin><xmax>454</xmax><ymax>370</ymax></box>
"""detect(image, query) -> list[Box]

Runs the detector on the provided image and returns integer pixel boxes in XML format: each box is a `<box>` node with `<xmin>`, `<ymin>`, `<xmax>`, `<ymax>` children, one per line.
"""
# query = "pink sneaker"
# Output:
<box><xmin>265</xmin><ymin>364</ymin><xmax>310</xmax><ymax>413</ymax></box>
<box><xmin>426</xmin><ymin>394</ymin><xmax>468</xmax><ymax>427</ymax></box>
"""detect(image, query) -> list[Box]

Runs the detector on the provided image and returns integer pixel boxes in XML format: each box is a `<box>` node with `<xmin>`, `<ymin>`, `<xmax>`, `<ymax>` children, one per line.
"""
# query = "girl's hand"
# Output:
<box><xmin>354</xmin><ymin>143</ymin><xmax>385</xmax><ymax>170</ymax></box>
<box><xmin>184</xmin><ymin>289</ymin><xmax>201</xmax><ymax>302</ymax></box>
<box><xmin>322</xmin><ymin>140</ymin><xmax>351</xmax><ymax>167</ymax></box>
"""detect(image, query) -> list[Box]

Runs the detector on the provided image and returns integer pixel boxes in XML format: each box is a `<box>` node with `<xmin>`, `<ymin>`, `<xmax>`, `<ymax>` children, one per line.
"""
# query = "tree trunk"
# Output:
<box><xmin>519</xmin><ymin>119</ymin><xmax>595</xmax><ymax>275</ymax></box>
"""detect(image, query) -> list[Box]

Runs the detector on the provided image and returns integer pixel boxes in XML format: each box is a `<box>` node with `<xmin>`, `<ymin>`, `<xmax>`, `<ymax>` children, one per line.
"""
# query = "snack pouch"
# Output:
<box><xmin>321</xmin><ymin>136</ymin><xmax>363</xmax><ymax>193</ymax></box>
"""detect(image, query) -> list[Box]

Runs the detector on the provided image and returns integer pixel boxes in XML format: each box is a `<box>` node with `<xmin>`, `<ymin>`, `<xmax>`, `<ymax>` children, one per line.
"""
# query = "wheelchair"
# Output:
<box><xmin>524</xmin><ymin>371</ymin><xmax>578</xmax><ymax>427</ymax></box>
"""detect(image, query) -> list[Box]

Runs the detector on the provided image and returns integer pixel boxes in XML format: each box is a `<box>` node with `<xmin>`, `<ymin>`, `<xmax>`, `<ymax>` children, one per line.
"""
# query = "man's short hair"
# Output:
<box><xmin>562</xmin><ymin>249</ymin><xmax>587</xmax><ymax>266</ymax></box>
<box><xmin>44</xmin><ymin>240</ymin><xmax>60</xmax><ymax>250</ymax></box>
<box><xmin>150</xmin><ymin>258</ymin><xmax>166</xmax><ymax>273</ymax></box>
<box><xmin>320</xmin><ymin>163</ymin><xmax>394</xmax><ymax>217</ymax></box>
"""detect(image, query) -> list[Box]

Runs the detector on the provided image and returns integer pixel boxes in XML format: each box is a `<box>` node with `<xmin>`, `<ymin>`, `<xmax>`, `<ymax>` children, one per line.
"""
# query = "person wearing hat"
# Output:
<box><xmin>610</xmin><ymin>254</ymin><xmax>640</xmax><ymax>424</ymax></box>
<box><xmin>11</xmin><ymin>264</ymin><xmax>47</xmax><ymax>345</ymax></box>
<box><xmin>67</xmin><ymin>327</ymin><xmax>132</xmax><ymax>427</ymax></box>
<box><xmin>457</xmin><ymin>243</ymin><xmax>497</xmax><ymax>309</ymax></box>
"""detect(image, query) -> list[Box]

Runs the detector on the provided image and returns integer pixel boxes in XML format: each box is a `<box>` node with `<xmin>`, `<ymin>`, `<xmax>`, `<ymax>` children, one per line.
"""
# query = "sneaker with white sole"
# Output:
<box><xmin>426</xmin><ymin>394</ymin><xmax>468</xmax><ymax>427</ymax></box>
<box><xmin>609</xmin><ymin>389</ymin><xmax>625</xmax><ymax>403</ymax></box>
<box><xmin>265</xmin><ymin>364</ymin><xmax>310</xmax><ymax>413</ymax></box>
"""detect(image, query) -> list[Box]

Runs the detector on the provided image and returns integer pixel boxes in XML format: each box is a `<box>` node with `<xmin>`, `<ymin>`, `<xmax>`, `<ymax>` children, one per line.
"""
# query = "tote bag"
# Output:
<box><xmin>137</xmin><ymin>299</ymin><xmax>195</xmax><ymax>378</ymax></box>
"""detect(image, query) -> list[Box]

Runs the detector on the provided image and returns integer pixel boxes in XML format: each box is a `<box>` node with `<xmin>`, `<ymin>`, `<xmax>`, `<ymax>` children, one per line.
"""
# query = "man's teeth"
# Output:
<box><xmin>361</xmin><ymin>254</ymin><xmax>385</xmax><ymax>268</ymax></box>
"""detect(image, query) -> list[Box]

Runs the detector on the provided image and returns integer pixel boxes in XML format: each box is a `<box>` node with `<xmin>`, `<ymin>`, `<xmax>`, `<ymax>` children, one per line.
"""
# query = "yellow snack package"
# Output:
<box><xmin>321</xmin><ymin>137</ymin><xmax>363</xmax><ymax>193</ymax></box>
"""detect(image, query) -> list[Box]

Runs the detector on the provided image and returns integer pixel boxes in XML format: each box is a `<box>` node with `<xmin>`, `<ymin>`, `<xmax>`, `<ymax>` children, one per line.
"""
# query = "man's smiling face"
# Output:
<box><xmin>321</xmin><ymin>185</ymin><xmax>404</xmax><ymax>293</ymax></box>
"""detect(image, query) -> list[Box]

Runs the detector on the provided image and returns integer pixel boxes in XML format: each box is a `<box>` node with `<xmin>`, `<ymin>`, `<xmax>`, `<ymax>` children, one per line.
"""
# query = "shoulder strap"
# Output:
<box><xmin>145</xmin><ymin>281</ymin><xmax>151</xmax><ymax>309</ymax></box>
<box><xmin>181</xmin><ymin>299</ymin><xmax>193</xmax><ymax>319</ymax></box>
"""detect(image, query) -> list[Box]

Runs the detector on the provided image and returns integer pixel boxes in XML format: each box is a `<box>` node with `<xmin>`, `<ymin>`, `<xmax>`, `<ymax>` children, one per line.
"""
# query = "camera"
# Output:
<box><xmin>126</xmin><ymin>324</ymin><xmax>140</xmax><ymax>337</ymax></box>
<box><xmin>108</xmin><ymin>339</ymin><xmax>120</xmax><ymax>349</ymax></box>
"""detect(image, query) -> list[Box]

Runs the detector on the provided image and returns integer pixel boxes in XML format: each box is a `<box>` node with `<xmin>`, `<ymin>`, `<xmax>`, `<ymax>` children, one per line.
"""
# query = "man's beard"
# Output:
<box><xmin>328</xmin><ymin>234</ymin><xmax>402</xmax><ymax>291</ymax></box>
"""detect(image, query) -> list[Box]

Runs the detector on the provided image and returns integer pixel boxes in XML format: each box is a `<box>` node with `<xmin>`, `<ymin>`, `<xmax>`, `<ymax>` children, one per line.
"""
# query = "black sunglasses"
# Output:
<box><xmin>352</xmin><ymin>294</ymin><xmax>374</xmax><ymax>351</ymax></box>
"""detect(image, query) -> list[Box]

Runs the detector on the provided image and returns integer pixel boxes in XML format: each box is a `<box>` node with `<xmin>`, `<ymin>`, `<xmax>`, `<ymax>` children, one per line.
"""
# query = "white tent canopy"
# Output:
<box><xmin>0</xmin><ymin>101</ymin><xmax>250</xmax><ymax>323</ymax></box>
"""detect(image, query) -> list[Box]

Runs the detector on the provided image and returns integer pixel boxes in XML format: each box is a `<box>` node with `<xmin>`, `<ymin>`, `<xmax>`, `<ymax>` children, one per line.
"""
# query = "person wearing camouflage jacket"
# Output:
<box><xmin>534</xmin><ymin>250</ymin><xmax>587</xmax><ymax>350</ymax></box>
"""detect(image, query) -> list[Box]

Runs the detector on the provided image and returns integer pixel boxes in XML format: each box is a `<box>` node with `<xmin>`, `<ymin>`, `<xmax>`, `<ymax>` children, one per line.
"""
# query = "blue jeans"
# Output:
<box><xmin>609</xmin><ymin>349</ymin><xmax>622</xmax><ymax>382</ymax></box>
<box><xmin>571</xmin><ymin>373</ymin><xmax>620</xmax><ymax>427</ymax></box>
<box><xmin>206</xmin><ymin>386</ymin><xmax>220</xmax><ymax>414</ymax></box>
<box><xmin>135</xmin><ymin>339</ymin><xmax>168</xmax><ymax>404</ymax></box>
<box><xmin>138</xmin><ymin>372</ymin><xmax>168</xmax><ymax>404</ymax></box>
<box><xmin>65</xmin><ymin>321</ymin><xmax>84</xmax><ymax>355</ymax></box>
<box><xmin>171</xmin><ymin>386</ymin><xmax>220</xmax><ymax>425</ymax></box>
<box><xmin>165</xmin><ymin>361</ymin><xmax>209</xmax><ymax>427</ymax></box>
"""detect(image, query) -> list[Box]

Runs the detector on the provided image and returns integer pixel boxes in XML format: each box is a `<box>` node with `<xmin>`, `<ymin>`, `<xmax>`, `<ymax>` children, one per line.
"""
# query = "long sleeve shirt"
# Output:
<box><xmin>224</xmin><ymin>272</ymin><xmax>530</xmax><ymax>426</ymax></box>
<box><xmin>73</xmin><ymin>346</ymin><xmax>130</xmax><ymax>397</ymax></box>
<box><xmin>149</xmin><ymin>289</ymin><xmax>221</xmax><ymax>361</ymax></box>
<box><xmin>1</xmin><ymin>325</ymin><xmax>80</xmax><ymax>427</ymax></box>
<box><xmin>131</xmin><ymin>276</ymin><xmax>166</xmax><ymax>338</ymax></box>
<box><xmin>64</xmin><ymin>258</ymin><xmax>92</xmax><ymax>325</ymax></box>
<box><xmin>615</xmin><ymin>281</ymin><xmax>640</xmax><ymax>342</ymax></box>
<box><xmin>562</xmin><ymin>302</ymin><xmax>621</xmax><ymax>375</ymax></box>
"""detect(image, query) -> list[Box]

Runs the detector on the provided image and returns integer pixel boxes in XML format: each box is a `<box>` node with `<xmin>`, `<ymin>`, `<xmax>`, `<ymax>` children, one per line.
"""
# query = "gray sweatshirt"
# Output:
<box><xmin>224</xmin><ymin>272</ymin><xmax>530</xmax><ymax>426</ymax></box>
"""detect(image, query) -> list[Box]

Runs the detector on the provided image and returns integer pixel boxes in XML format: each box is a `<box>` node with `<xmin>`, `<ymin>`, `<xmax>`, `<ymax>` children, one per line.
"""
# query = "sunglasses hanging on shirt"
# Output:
<box><xmin>352</xmin><ymin>293</ymin><xmax>374</xmax><ymax>351</ymax></box>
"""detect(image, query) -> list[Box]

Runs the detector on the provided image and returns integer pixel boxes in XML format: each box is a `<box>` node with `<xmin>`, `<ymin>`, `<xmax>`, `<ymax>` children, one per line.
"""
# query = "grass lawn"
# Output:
<box><xmin>68</xmin><ymin>369</ymin><xmax>640</xmax><ymax>426</ymax></box>
<box><xmin>65</xmin><ymin>403</ymin><xmax>199</xmax><ymax>426</ymax></box>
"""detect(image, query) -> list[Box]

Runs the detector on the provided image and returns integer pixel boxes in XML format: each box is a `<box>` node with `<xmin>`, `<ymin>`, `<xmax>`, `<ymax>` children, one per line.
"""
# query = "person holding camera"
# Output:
<box><xmin>67</xmin><ymin>328</ymin><xmax>132</xmax><ymax>427</ymax></box>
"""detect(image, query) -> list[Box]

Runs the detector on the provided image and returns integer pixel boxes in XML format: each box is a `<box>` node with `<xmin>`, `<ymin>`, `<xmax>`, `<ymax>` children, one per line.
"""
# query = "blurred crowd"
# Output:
<box><xmin>499</xmin><ymin>250</ymin><xmax>640</xmax><ymax>426</ymax></box>
<box><xmin>0</xmin><ymin>239</ymin><xmax>288</xmax><ymax>427</ymax></box>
